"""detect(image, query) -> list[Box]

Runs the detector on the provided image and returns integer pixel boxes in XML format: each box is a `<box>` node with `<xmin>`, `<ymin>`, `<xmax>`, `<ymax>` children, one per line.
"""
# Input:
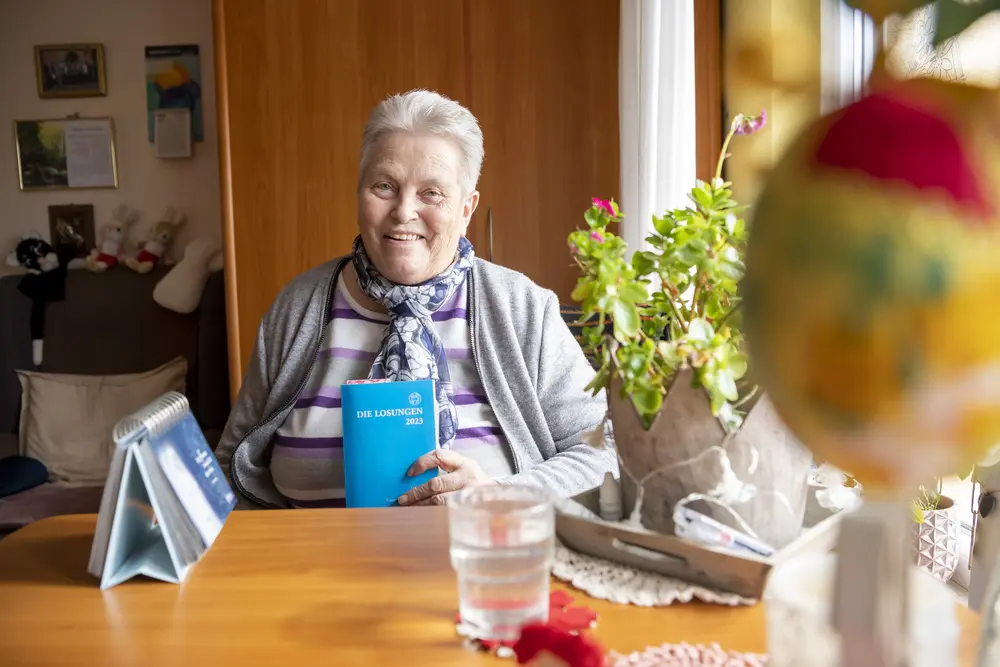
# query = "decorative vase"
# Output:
<box><xmin>609</xmin><ymin>368</ymin><xmax>814</xmax><ymax>550</ymax></box>
<box><xmin>912</xmin><ymin>495</ymin><xmax>960</xmax><ymax>582</ymax></box>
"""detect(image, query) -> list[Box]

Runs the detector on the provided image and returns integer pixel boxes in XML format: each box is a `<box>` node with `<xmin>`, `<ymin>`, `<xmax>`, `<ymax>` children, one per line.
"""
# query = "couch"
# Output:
<box><xmin>0</xmin><ymin>266</ymin><xmax>230</xmax><ymax>535</ymax></box>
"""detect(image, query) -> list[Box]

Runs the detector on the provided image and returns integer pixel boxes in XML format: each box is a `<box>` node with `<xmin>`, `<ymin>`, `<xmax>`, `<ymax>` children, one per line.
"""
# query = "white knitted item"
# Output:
<box><xmin>551</xmin><ymin>544</ymin><xmax>756</xmax><ymax>607</ymax></box>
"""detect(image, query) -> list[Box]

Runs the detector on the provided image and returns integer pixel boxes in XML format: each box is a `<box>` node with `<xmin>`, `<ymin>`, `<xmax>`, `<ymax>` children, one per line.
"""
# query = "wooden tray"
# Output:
<box><xmin>554</xmin><ymin>484</ymin><xmax>844</xmax><ymax>600</ymax></box>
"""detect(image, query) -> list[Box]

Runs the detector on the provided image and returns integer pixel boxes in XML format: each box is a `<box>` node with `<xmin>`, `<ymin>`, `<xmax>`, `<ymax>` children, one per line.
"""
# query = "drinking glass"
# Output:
<box><xmin>448</xmin><ymin>484</ymin><xmax>555</xmax><ymax>641</ymax></box>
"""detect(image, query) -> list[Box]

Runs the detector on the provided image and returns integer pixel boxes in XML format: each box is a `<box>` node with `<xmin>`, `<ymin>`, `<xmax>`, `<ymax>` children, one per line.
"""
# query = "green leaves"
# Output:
<box><xmin>611</xmin><ymin>297</ymin><xmax>641</xmax><ymax>340</ymax></box>
<box><xmin>688</xmin><ymin>318</ymin><xmax>714</xmax><ymax>346</ymax></box>
<box><xmin>632</xmin><ymin>250</ymin><xmax>656</xmax><ymax>276</ymax></box>
<box><xmin>568</xmin><ymin>115</ymin><xmax>761</xmax><ymax>428</ymax></box>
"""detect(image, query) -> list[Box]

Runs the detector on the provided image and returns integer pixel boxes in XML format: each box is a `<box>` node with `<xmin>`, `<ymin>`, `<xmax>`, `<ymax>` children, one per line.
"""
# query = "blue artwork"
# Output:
<box><xmin>145</xmin><ymin>44</ymin><xmax>203</xmax><ymax>142</ymax></box>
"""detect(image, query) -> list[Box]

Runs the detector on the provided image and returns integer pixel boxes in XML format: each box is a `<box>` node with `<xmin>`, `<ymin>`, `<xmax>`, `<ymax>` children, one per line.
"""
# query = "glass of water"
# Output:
<box><xmin>448</xmin><ymin>484</ymin><xmax>555</xmax><ymax>641</ymax></box>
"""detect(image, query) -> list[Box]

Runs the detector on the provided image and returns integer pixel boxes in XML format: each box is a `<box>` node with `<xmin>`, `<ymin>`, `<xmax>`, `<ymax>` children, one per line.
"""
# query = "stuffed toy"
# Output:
<box><xmin>125</xmin><ymin>207</ymin><xmax>186</xmax><ymax>274</ymax></box>
<box><xmin>5</xmin><ymin>232</ymin><xmax>69</xmax><ymax>366</ymax></box>
<box><xmin>5</xmin><ymin>231</ymin><xmax>59</xmax><ymax>274</ymax></box>
<box><xmin>153</xmin><ymin>237</ymin><xmax>224</xmax><ymax>314</ymax></box>
<box><xmin>85</xmin><ymin>204</ymin><xmax>139</xmax><ymax>272</ymax></box>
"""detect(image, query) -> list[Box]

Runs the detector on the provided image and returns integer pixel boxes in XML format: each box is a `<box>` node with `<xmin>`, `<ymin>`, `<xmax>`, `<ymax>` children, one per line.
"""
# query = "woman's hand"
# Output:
<box><xmin>397</xmin><ymin>449</ymin><xmax>494</xmax><ymax>506</ymax></box>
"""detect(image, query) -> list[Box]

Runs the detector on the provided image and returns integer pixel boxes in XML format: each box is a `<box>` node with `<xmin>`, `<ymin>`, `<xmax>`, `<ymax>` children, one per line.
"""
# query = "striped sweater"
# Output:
<box><xmin>269</xmin><ymin>274</ymin><xmax>515</xmax><ymax>507</ymax></box>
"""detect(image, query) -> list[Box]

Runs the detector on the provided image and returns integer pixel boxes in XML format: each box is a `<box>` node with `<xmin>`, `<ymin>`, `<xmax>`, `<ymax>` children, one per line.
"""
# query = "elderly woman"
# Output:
<box><xmin>216</xmin><ymin>89</ymin><xmax>617</xmax><ymax>509</ymax></box>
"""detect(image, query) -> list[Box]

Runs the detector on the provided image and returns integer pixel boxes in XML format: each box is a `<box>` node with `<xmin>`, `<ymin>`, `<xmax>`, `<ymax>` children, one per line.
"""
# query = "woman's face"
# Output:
<box><xmin>358</xmin><ymin>131</ymin><xmax>479</xmax><ymax>285</ymax></box>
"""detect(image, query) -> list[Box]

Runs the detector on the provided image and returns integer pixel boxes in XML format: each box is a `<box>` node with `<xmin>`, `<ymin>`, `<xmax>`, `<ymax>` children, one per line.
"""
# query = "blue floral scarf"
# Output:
<box><xmin>351</xmin><ymin>235</ymin><xmax>475</xmax><ymax>449</ymax></box>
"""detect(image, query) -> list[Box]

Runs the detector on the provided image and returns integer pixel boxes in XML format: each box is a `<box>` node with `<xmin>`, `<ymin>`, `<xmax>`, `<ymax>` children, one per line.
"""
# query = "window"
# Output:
<box><xmin>879</xmin><ymin>6</ymin><xmax>1000</xmax><ymax>597</ymax></box>
<box><xmin>821</xmin><ymin>1</ymin><xmax>1000</xmax><ymax>598</ymax></box>
<box><xmin>820</xmin><ymin>0</ymin><xmax>876</xmax><ymax>112</ymax></box>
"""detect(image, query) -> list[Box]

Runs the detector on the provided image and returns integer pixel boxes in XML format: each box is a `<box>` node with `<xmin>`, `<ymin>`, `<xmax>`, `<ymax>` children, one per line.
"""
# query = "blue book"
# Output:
<box><xmin>341</xmin><ymin>379</ymin><xmax>439</xmax><ymax>508</ymax></box>
<box><xmin>87</xmin><ymin>392</ymin><xmax>237</xmax><ymax>590</ymax></box>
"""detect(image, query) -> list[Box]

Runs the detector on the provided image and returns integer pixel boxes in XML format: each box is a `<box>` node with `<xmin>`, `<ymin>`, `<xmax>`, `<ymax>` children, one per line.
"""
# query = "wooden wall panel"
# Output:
<box><xmin>465</xmin><ymin>0</ymin><xmax>620</xmax><ymax>304</ymax></box>
<box><xmin>695</xmin><ymin>0</ymin><xmax>723</xmax><ymax>182</ymax></box>
<box><xmin>214</xmin><ymin>0</ymin><xmax>467</xmax><ymax>390</ymax></box>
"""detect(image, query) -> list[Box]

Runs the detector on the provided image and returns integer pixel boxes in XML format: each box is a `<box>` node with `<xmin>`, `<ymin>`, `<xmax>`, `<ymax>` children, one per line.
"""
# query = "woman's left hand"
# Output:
<box><xmin>397</xmin><ymin>449</ymin><xmax>494</xmax><ymax>506</ymax></box>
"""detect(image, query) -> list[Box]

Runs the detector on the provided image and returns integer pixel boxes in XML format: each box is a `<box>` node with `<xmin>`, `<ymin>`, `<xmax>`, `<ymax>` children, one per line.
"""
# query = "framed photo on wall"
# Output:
<box><xmin>47</xmin><ymin>203</ymin><xmax>96</xmax><ymax>260</ymax></box>
<box><xmin>34</xmin><ymin>43</ymin><xmax>107</xmax><ymax>98</ymax></box>
<box><xmin>14</xmin><ymin>117</ymin><xmax>119</xmax><ymax>191</ymax></box>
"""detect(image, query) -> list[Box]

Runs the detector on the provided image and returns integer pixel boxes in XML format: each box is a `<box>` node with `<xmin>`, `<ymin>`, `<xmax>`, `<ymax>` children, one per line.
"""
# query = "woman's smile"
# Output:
<box><xmin>384</xmin><ymin>232</ymin><xmax>425</xmax><ymax>244</ymax></box>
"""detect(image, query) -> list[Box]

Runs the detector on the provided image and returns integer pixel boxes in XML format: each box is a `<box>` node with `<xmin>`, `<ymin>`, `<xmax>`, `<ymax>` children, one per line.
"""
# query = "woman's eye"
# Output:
<box><xmin>423</xmin><ymin>190</ymin><xmax>443</xmax><ymax>199</ymax></box>
<box><xmin>374</xmin><ymin>182</ymin><xmax>393</xmax><ymax>192</ymax></box>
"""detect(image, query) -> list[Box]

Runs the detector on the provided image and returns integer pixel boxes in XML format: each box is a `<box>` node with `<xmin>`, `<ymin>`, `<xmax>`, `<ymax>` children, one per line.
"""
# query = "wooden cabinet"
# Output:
<box><xmin>214</xmin><ymin>0</ymin><xmax>620</xmax><ymax>394</ymax></box>
<box><xmin>464</xmin><ymin>0</ymin><xmax>620</xmax><ymax>302</ymax></box>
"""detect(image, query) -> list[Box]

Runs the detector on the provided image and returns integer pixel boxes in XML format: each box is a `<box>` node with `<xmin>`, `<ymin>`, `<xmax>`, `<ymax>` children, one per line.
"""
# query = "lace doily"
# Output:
<box><xmin>606</xmin><ymin>642</ymin><xmax>768</xmax><ymax>666</ymax></box>
<box><xmin>551</xmin><ymin>544</ymin><xmax>757</xmax><ymax>607</ymax></box>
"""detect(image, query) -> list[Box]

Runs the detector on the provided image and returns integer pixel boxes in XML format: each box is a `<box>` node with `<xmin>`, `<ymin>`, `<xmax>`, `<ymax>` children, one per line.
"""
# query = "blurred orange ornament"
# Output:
<box><xmin>743</xmin><ymin>77</ymin><xmax>1000</xmax><ymax>492</ymax></box>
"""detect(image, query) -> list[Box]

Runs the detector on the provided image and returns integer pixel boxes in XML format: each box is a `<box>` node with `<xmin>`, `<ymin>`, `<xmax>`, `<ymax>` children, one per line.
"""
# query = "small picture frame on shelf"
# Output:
<box><xmin>34</xmin><ymin>43</ymin><xmax>107</xmax><ymax>98</ymax></box>
<box><xmin>47</xmin><ymin>203</ymin><xmax>96</xmax><ymax>260</ymax></box>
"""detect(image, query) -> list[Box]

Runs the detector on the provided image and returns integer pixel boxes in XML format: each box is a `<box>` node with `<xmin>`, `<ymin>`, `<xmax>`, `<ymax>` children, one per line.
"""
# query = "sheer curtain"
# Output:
<box><xmin>618</xmin><ymin>0</ymin><xmax>696</xmax><ymax>256</ymax></box>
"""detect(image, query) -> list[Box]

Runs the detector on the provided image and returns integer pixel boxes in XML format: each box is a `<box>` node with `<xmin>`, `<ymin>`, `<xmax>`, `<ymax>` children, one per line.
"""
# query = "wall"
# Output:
<box><xmin>0</xmin><ymin>0</ymin><xmax>222</xmax><ymax>259</ymax></box>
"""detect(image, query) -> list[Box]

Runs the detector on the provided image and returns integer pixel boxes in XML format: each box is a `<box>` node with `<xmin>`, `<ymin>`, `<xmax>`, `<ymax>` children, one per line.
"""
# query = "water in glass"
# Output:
<box><xmin>449</xmin><ymin>485</ymin><xmax>555</xmax><ymax>641</ymax></box>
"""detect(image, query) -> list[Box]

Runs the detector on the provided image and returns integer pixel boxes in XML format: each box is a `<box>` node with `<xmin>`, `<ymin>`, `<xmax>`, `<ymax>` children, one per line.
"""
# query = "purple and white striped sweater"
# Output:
<box><xmin>269</xmin><ymin>275</ymin><xmax>515</xmax><ymax>508</ymax></box>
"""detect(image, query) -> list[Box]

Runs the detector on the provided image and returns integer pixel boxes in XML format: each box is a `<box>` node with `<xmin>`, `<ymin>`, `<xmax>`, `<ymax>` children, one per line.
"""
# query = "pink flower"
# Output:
<box><xmin>733</xmin><ymin>110</ymin><xmax>767</xmax><ymax>135</ymax></box>
<box><xmin>591</xmin><ymin>198</ymin><xmax>616</xmax><ymax>217</ymax></box>
<box><xmin>590</xmin><ymin>231</ymin><xmax>604</xmax><ymax>243</ymax></box>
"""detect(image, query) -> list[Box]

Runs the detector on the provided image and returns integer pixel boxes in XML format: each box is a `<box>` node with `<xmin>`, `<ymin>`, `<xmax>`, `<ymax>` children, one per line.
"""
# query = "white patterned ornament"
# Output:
<box><xmin>912</xmin><ymin>502</ymin><xmax>960</xmax><ymax>582</ymax></box>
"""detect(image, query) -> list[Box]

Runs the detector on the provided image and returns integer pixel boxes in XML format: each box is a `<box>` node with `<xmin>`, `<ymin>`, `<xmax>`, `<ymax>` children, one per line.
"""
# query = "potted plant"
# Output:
<box><xmin>909</xmin><ymin>468</ymin><xmax>978</xmax><ymax>583</ymax></box>
<box><xmin>568</xmin><ymin>111</ymin><xmax>814</xmax><ymax>549</ymax></box>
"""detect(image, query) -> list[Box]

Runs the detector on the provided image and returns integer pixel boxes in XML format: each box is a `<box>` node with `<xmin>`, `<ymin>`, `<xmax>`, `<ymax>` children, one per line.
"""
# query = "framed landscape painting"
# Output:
<box><xmin>14</xmin><ymin>117</ymin><xmax>119</xmax><ymax>191</ymax></box>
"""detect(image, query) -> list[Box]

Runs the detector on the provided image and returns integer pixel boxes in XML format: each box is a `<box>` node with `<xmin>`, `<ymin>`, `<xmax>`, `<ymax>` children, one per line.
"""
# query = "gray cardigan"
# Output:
<box><xmin>215</xmin><ymin>256</ymin><xmax>618</xmax><ymax>508</ymax></box>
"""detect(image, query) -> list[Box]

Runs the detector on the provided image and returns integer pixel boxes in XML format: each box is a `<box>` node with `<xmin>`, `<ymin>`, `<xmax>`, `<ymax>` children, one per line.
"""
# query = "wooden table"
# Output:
<box><xmin>0</xmin><ymin>509</ymin><xmax>983</xmax><ymax>666</ymax></box>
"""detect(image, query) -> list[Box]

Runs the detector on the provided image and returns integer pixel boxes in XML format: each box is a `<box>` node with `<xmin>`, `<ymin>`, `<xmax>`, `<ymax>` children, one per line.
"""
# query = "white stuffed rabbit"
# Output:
<box><xmin>85</xmin><ymin>204</ymin><xmax>139</xmax><ymax>272</ymax></box>
<box><xmin>125</xmin><ymin>207</ymin><xmax>187</xmax><ymax>274</ymax></box>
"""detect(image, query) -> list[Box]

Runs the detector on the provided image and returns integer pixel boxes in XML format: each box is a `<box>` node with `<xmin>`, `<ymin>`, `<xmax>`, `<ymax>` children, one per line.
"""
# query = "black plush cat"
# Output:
<box><xmin>5</xmin><ymin>232</ymin><xmax>67</xmax><ymax>366</ymax></box>
<box><xmin>5</xmin><ymin>233</ymin><xmax>59</xmax><ymax>274</ymax></box>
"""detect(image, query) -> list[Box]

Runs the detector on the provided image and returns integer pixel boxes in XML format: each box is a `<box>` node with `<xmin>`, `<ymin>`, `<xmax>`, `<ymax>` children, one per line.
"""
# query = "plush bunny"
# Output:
<box><xmin>125</xmin><ymin>207</ymin><xmax>187</xmax><ymax>274</ymax></box>
<box><xmin>85</xmin><ymin>204</ymin><xmax>139</xmax><ymax>272</ymax></box>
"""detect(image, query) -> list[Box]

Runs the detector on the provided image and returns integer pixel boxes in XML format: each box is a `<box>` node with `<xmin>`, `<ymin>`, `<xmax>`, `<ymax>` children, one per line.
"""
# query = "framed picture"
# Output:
<box><xmin>14</xmin><ymin>117</ymin><xmax>119</xmax><ymax>191</ymax></box>
<box><xmin>34</xmin><ymin>43</ymin><xmax>107</xmax><ymax>98</ymax></box>
<box><xmin>47</xmin><ymin>203</ymin><xmax>96</xmax><ymax>260</ymax></box>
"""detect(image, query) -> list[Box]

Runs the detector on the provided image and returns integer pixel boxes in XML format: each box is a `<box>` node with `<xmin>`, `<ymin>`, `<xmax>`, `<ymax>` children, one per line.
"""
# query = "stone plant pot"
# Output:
<box><xmin>912</xmin><ymin>495</ymin><xmax>960</xmax><ymax>583</ymax></box>
<box><xmin>609</xmin><ymin>368</ymin><xmax>814</xmax><ymax>550</ymax></box>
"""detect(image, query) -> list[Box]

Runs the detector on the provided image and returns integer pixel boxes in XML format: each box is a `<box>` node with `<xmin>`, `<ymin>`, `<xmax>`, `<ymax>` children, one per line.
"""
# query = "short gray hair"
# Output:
<box><xmin>358</xmin><ymin>89</ymin><xmax>484</xmax><ymax>194</ymax></box>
